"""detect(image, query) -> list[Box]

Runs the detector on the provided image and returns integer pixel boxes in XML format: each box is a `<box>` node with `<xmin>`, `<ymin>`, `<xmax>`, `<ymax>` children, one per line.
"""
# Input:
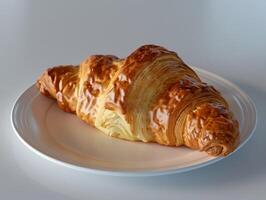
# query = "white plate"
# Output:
<box><xmin>11</xmin><ymin>68</ymin><xmax>257</xmax><ymax>176</ymax></box>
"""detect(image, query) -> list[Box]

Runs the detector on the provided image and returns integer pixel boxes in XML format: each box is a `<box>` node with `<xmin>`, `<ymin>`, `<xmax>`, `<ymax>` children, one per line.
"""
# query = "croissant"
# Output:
<box><xmin>36</xmin><ymin>45</ymin><xmax>239</xmax><ymax>156</ymax></box>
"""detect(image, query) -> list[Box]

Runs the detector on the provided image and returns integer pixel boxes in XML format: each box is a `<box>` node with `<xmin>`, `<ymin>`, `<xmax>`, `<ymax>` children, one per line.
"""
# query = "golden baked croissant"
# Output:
<box><xmin>36</xmin><ymin>45</ymin><xmax>239</xmax><ymax>156</ymax></box>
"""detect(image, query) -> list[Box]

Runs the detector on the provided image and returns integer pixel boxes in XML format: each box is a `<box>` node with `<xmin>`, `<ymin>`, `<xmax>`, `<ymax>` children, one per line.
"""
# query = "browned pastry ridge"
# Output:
<box><xmin>36</xmin><ymin>45</ymin><xmax>239</xmax><ymax>156</ymax></box>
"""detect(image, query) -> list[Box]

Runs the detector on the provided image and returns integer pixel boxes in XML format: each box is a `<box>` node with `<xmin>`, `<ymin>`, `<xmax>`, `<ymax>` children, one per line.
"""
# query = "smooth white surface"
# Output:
<box><xmin>11</xmin><ymin>68</ymin><xmax>256</xmax><ymax>176</ymax></box>
<box><xmin>1</xmin><ymin>0</ymin><xmax>266</xmax><ymax>199</ymax></box>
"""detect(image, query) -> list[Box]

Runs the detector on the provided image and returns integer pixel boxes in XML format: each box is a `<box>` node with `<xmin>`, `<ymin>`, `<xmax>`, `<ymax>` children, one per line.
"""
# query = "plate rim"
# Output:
<box><xmin>11</xmin><ymin>67</ymin><xmax>257</xmax><ymax>176</ymax></box>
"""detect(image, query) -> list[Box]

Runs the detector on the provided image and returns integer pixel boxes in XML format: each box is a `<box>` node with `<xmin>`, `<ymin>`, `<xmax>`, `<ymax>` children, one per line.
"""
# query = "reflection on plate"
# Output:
<box><xmin>11</xmin><ymin>68</ymin><xmax>257</xmax><ymax>176</ymax></box>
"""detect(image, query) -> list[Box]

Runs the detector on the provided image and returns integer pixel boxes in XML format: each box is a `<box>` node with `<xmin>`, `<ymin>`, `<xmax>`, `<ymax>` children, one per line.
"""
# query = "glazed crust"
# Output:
<box><xmin>36</xmin><ymin>44</ymin><xmax>239</xmax><ymax>156</ymax></box>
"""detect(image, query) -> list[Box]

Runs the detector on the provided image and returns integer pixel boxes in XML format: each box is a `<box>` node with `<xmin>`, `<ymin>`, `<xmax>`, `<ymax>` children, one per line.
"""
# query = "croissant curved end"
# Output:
<box><xmin>183</xmin><ymin>102</ymin><xmax>239</xmax><ymax>156</ymax></box>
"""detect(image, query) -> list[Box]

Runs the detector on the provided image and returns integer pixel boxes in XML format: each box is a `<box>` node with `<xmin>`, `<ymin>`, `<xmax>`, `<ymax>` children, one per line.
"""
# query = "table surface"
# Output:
<box><xmin>1</xmin><ymin>0</ymin><xmax>266</xmax><ymax>199</ymax></box>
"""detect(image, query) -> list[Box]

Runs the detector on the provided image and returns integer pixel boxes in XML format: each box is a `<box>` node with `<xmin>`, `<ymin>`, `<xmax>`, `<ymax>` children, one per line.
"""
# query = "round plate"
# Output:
<box><xmin>11</xmin><ymin>68</ymin><xmax>257</xmax><ymax>176</ymax></box>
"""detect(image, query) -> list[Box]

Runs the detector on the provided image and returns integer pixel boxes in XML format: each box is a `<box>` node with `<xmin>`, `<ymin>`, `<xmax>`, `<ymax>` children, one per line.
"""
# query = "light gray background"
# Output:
<box><xmin>1</xmin><ymin>0</ymin><xmax>265</xmax><ymax>199</ymax></box>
